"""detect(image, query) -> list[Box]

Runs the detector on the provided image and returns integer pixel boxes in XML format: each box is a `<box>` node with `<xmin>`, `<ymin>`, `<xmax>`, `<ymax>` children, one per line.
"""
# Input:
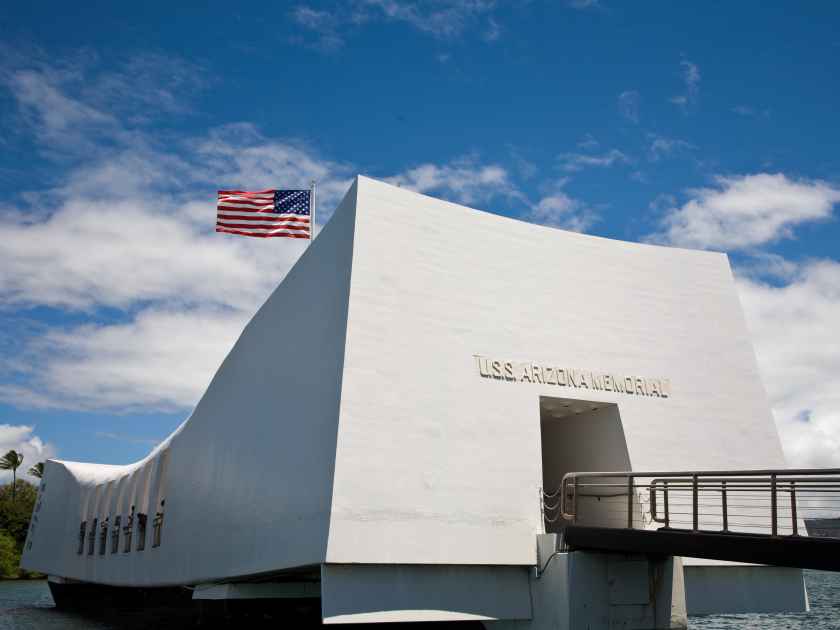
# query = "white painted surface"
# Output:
<box><xmin>22</xmin><ymin>177</ymin><xmax>794</xmax><ymax>617</ymax></box>
<box><xmin>321</xmin><ymin>564</ymin><xmax>532</xmax><ymax>624</ymax></box>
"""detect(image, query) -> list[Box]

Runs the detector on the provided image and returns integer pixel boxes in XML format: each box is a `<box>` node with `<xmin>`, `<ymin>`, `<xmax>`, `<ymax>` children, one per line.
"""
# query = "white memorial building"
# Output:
<box><xmin>22</xmin><ymin>177</ymin><xmax>806</xmax><ymax>628</ymax></box>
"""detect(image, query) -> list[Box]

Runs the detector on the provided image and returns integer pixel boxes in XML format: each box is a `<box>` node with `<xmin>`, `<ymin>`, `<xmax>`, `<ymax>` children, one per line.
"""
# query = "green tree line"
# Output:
<box><xmin>1</xmin><ymin>450</ymin><xmax>43</xmax><ymax>579</ymax></box>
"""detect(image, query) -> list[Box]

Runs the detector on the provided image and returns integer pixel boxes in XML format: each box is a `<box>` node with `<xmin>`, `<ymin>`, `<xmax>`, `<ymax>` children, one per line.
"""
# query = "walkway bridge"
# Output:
<box><xmin>543</xmin><ymin>468</ymin><xmax>840</xmax><ymax>571</ymax></box>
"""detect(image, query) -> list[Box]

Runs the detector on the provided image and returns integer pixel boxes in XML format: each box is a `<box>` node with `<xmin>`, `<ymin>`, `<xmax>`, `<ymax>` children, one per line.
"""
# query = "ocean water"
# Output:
<box><xmin>1</xmin><ymin>571</ymin><xmax>839</xmax><ymax>629</ymax></box>
<box><xmin>691</xmin><ymin>570</ymin><xmax>840</xmax><ymax>630</ymax></box>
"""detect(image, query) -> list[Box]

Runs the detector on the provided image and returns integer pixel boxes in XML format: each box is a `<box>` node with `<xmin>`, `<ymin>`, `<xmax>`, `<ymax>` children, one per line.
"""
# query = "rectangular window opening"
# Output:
<box><xmin>99</xmin><ymin>518</ymin><xmax>108</xmax><ymax>556</ymax></box>
<box><xmin>77</xmin><ymin>521</ymin><xmax>86</xmax><ymax>555</ymax></box>
<box><xmin>152</xmin><ymin>499</ymin><xmax>164</xmax><ymax>548</ymax></box>
<box><xmin>136</xmin><ymin>513</ymin><xmax>147</xmax><ymax>551</ymax></box>
<box><xmin>88</xmin><ymin>518</ymin><xmax>97</xmax><ymax>555</ymax></box>
<box><xmin>111</xmin><ymin>516</ymin><xmax>121</xmax><ymax>554</ymax></box>
<box><xmin>123</xmin><ymin>506</ymin><xmax>134</xmax><ymax>553</ymax></box>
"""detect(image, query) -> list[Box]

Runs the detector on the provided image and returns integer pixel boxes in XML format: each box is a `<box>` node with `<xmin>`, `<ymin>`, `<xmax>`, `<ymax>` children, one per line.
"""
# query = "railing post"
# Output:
<box><xmin>649</xmin><ymin>481</ymin><xmax>657</xmax><ymax>522</ymax></box>
<box><xmin>770</xmin><ymin>473</ymin><xmax>778</xmax><ymax>537</ymax></box>
<box><xmin>692</xmin><ymin>474</ymin><xmax>699</xmax><ymax>532</ymax></box>
<box><xmin>540</xmin><ymin>486</ymin><xmax>545</xmax><ymax>531</ymax></box>
<box><xmin>721</xmin><ymin>480</ymin><xmax>728</xmax><ymax>533</ymax></box>
<box><xmin>572</xmin><ymin>476</ymin><xmax>578</xmax><ymax>524</ymax></box>
<box><xmin>790</xmin><ymin>481</ymin><xmax>798</xmax><ymax>536</ymax></box>
<box><xmin>627</xmin><ymin>476</ymin><xmax>634</xmax><ymax>529</ymax></box>
<box><xmin>663</xmin><ymin>481</ymin><xmax>670</xmax><ymax>529</ymax></box>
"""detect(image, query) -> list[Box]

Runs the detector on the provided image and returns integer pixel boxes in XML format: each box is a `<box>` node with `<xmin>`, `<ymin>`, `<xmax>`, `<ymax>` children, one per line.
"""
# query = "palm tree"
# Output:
<box><xmin>0</xmin><ymin>450</ymin><xmax>24</xmax><ymax>500</ymax></box>
<box><xmin>28</xmin><ymin>462</ymin><xmax>44</xmax><ymax>479</ymax></box>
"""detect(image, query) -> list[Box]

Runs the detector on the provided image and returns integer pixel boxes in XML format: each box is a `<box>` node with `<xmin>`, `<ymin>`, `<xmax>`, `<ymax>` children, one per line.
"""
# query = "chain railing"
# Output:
<box><xmin>544</xmin><ymin>468</ymin><xmax>840</xmax><ymax>538</ymax></box>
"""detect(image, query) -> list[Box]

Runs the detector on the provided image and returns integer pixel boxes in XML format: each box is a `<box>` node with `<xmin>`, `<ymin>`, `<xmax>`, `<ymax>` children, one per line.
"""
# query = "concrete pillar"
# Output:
<box><xmin>485</xmin><ymin>535</ymin><xmax>687</xmax><ymax>630</ymax></box>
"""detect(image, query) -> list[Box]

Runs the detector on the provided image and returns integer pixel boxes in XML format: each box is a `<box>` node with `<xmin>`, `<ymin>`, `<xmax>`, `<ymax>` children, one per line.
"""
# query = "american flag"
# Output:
<box><xmin>216</xmin><ymin>189</ymin><xmax>312</xmax><ymax>238</ymax></box>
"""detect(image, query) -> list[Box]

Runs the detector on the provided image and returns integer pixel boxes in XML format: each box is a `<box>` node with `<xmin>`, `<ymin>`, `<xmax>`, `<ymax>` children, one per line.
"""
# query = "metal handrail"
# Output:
<box><xmin>544</xmin><ymin>468</ymin><xmax>840</xmax><ymax>538</ymax></box>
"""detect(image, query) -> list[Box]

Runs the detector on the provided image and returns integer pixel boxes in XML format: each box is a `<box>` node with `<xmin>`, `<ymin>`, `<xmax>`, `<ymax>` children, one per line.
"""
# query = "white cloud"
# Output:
<box><xmin>526</xmin><ymin>183</ymin><xmax>599</xmax><ymax>233</ymax></box>
<box><xmin>558</xmin><ymin>149</ymin><xmax>630</xmax><ymax>172</ymax></box>
<box><xmin>483</xmin><ymin>16</ymin><xmax>501</xmax><ymax>41</ymax></box>
<box><xmin>577</xmin><ymin>133</ymin><xmax>599</xmax><ymax>150</ymax></box>
<box><xmin>618</xmin><ymin>90</ymin><xmax>640</xmax><ymax>123</ymax></box>
<box><xmin>670</xmin><ymin>58</ymin><xmax>700</xmax><ymax>109</ymax></box>
<box><xmin>732</xmin><ymin>104</ymin><xmax>770</xmax><ymax>119</ymax></box>
<box><xmin>362</xmin><ymin>0</ymin><xmax>496</xmax><ymax>38</ymax></box>
<box><xmin>3</xmin><ymin>51</ymin><xmax>205</xmax><ymax>155</ymax></box>
<box><xmin>291</xmin><ymin>6</ymin><xmax>345</xmax><ymax>50</ymax></box>
<box><xmin>650</xmin><ymin>173</ymin><xmax>840</xmax><ymax>250</ymax></box>
<box><xmin>293</xmin><ymin>1</ymin><xmax>499</xmax><ymax>47</ymax></box>
<box><xmin>7</xmin><ymin>69</ymin><xmax>120</xmax><ymax>152</ymax></box>
<box><xmin>737</xmin><ymin>259</ymin><xmax>840</xmax><ymax>468</ymax></box>
<box><xmin>2</xmin><ymin>308</ymin><xmax>249</xmax><ymax>411</ymax></box>
<box><xmin>0</xmin><ymin>425</ymin><xmax>56</xmax><ymax>481</ymax></box>
<box><xmin>95</xmin><ymin>432</ymin><xmax>160</xmax><ymax>446</ymax></box>
<box><xmin>647</xmin><ymin>133</ymin><xmax>695</xmax><ymax>162</ymax></box>
<box><xmin>385</xmin><ymin>155</ymin><xmax>519</xmax><ymax>205</ymax></box>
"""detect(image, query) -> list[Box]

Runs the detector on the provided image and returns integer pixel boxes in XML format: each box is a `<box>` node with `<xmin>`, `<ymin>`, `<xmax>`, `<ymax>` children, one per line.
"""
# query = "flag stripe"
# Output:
<box><xmin>218</xmin><ymin>203</ymin><xmax>275</xmax><ymax>211</ymax></box>
<box><xmin>215</xmin><ymin>227</ymin><xmax>311</xmax><ymax>238</ymax></box>
<box><xmin>217</xmin><ymin>189</ymin><xmax>276</xmax><ymax>196</ymax></box>
<box><xmin>217</xmin><ymin>194</ymin><xmax>275</xmax><ymax>200</ymax></box>
<box><xmin>216</xmin><ymin>221</ymin><xmax>310</xmax><ymax>231</ymax></box>
<box><xmin>216</xmin><ymin>213</ymin><xmax>310</xmax><ymax>222</ymax></box>
<box><xmin>217</xmin><ymin>197</ymin><xmax>274</xmax><ymax>204</ymax></box>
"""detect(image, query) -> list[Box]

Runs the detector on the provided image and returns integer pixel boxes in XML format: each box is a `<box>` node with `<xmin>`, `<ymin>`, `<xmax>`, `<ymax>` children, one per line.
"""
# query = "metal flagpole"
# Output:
<box><xmin>309</xmin><ymin>180</ymin><xmax>316</xmax><ymax>242</ymax></box>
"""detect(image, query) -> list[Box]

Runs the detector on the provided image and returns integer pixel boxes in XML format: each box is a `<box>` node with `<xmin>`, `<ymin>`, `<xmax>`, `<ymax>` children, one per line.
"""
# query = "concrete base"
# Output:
<box><xmin>191</xmin><ymin>581</ymin><xmax>320</xmax><ymax>600</ymax></box>
<box><xmin>321</xmin><ymin>564</ymin><xmax>532</xmax><ymax>624</ymax></box>
<box><xmin>485</xmin><ymin>534</ymin><xmax>686</xmax><ymax>630</ymax></box>
<box><xmin>684</xmin><ymin>564</ymin><xmax>808</xmax><ymax>615</ymax></box>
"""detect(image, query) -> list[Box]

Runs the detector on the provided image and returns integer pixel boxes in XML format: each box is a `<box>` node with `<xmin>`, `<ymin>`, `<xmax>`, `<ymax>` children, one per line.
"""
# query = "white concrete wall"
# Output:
<box><xmin>23</xmin><ymin>176</ymin><xmax>791</xmax><ymax>608</ymax></box>
<box><xmin>22</xmin><ymin>182</ymin><xmax>359</xmax><ymax>586</ymax></box>
<box><xmin>326</xmin><ymin>176</ymin><xmax>786</xmax><ymax>567</ymax></box>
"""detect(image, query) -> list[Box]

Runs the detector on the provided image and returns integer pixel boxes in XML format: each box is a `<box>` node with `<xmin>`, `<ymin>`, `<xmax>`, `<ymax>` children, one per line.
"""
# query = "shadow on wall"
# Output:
<box><xmin>540</xmin><ymin>397</ymin><xmax>632</xmax><ymax>533</ymax></box>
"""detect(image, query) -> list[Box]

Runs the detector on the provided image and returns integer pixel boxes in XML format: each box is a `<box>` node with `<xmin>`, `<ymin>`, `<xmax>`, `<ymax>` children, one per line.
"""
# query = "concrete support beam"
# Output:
<box><xmin>191</xmin><ymin>582</ymin><xmax>320</xmax><ymax>600</ymax></box>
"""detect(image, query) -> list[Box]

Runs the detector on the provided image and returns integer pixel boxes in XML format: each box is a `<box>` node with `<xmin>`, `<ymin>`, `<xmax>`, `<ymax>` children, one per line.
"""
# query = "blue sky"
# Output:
<box><xmin>1</xmin><ymin>1</ymin><xmax>839</xmax><ymax>477</ymax></box>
